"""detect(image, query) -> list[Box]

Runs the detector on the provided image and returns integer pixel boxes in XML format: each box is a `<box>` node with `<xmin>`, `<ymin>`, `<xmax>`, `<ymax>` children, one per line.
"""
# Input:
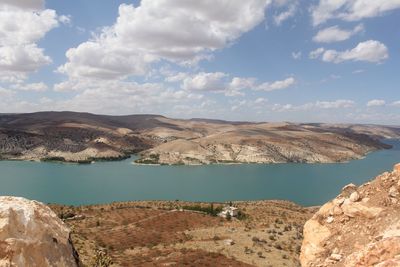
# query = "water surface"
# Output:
<box><xmin>0</xmin><ymin>140</ymin><xmax>399</xmax><ymax>206</ymax></box>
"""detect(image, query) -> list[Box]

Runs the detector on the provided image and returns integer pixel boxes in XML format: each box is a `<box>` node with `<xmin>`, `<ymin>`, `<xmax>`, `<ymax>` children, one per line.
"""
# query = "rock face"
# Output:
<box><xmin>300</xmin><ymin>163</ymin><xmax>400</xmax><ymax>267</ymax></box>
<box><xmin>0</xmin><ymin>196</ymin><xmax>79</xmax><ymax>267</ymax></box>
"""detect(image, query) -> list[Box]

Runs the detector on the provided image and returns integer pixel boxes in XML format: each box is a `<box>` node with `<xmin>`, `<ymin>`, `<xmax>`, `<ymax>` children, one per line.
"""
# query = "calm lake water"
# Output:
<box><xmin>1</xmin><ymin>140</ymin><xmax>399</xmax><ymax>207</ymax></box>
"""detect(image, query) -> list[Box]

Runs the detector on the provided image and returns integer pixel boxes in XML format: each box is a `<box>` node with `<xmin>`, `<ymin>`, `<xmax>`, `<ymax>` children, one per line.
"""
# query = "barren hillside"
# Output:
<box><xmin>0</xmin><ymin>111</ymin><xmax>399</xmax><ymax>164</ymax></box>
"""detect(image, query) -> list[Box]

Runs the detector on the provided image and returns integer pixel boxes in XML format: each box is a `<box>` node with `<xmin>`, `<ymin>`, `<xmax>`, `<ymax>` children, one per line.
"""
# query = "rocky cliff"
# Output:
<box><xmin>0</xmin><ymin>196</ymin><xmax>79</xmax><ymax>267</ymax></box>
<box><xmin>300</xmin><ymin>163</ymin><xmax>400</xmax><ymax>266</ymax></box>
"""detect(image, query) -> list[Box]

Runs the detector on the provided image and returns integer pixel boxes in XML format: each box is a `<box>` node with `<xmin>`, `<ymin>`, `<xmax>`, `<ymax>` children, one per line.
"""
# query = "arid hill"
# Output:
<box><xmin>300</xmin><ymin>163</ymin><xmax>400</xmax><ymax>266</ymax></box>
<box><xmin>0</xmin><ymin>111</ymin><xmax>399</xmax><ymax>164</ymax></box>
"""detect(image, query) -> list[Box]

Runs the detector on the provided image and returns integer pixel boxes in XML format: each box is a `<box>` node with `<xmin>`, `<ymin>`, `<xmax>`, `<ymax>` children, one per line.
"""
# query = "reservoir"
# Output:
<box><xmin>0</xmin><ymin>140</ymin><xmax>399</xmax><ymax>207</ymax></box>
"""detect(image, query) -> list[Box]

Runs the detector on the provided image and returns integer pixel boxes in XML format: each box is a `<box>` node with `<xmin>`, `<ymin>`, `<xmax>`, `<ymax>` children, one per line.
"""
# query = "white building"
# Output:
<box><xmin>218</xmin><ymin>206</ymin><xmax>239</xmax><ymax>218</ymax></box>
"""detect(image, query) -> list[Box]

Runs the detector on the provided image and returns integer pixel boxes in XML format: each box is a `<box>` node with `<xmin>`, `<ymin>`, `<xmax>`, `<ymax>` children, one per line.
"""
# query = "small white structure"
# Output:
<box><xmin>218</xmin><ymin>206</ymin><xmax>239</xmax><ymax>218</ymax></box>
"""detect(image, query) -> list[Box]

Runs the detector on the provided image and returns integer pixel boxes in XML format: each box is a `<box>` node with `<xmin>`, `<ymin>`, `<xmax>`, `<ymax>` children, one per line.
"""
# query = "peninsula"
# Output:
<box><xmin>0</xmin><ymin>111</ymin><xmax>399</xmax><ymax>164</ymax></box>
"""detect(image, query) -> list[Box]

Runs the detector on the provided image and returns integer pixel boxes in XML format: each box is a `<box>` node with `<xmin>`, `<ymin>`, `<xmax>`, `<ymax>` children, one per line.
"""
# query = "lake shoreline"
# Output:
<box><xmin>0</xmin><ymin>140</ymin><xmax>399</xmax><ymax>207</ymax></box>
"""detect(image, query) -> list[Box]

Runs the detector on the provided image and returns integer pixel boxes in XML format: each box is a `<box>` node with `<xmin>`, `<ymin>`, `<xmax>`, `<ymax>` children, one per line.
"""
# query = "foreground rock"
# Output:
<box><xmin>0</xmin><ymin>196</ymin><xmax>79</xmax><ymax>267</ymax></box>
<box><xmin>300</xmin><ymin>163</ymin><xmax>400</xmax><ymax>266</ymax></box>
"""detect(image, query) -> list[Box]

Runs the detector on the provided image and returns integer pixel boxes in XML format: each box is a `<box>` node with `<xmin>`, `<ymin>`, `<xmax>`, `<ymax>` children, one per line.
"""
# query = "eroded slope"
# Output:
<box><xmin>300</xmin><ymin>163</ymin><xmax>400</xmax><ymax>266</ymax></box>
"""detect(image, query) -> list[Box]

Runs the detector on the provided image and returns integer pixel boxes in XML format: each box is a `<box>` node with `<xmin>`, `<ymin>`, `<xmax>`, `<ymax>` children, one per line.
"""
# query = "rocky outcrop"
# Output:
<box><xmin>0</xmin><ymin>196</ymin><xmax>79</xmax><ymax>267</ymax></box>
<box><xmin>300</xmin><ymin>163</ymin><xmax>400</xmax><ymax>267</ymax></box>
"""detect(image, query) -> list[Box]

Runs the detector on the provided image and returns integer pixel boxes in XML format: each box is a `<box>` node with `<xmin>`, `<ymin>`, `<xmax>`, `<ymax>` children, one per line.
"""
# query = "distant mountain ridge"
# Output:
<box><xmin>0</xmin><ymin>111</ymin><xmax>399</xmax><ymax>164</ymax></box>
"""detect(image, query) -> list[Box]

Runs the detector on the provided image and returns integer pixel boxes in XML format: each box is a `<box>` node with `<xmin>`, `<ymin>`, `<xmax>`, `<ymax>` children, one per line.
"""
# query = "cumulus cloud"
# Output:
<box><xmin>181</xmin><ymin>72</ymin><xmax>228</xmax><ymax>92</ymax></box>
<box><xmin>313</xmin><ymin>24</ymin><xmax>364</xmax><ymax>43</ymax></box>
<box><xmin>271</xmin><ymin>99</ymin><xmax>355</xmax><ymax>112</ymax></box>
<box><xmin>257</xmin><ymin>77</ymin><xmax>296</xmax><ymax>91</ymax></box>
<box><xmin>59</xmin><ymin>0</ymin><xmax>270</xmax><ymax>80</ymax></box>
<box><xmin>0</xmin><ymin>1</ymin><xmax>63</xmax><ymax>81</ymax></box>
<box><xmin>311</xmin><ymin>0</ymin><xmax>400</xmax><ymax>26</ymax></box>
<box><xmin>310</xmin><ymin>40</ymin><xmax>388</xmax><ymax>63</ymax></box>
<box><xmin>0</xmin><ymin>45</ymin><xmax>51</xmax><ymax>73</ymax></box>
<box><xmin>168</xmin><ymin>71</ymin><xmax>295</xmax><ymax>96</ymax></box>
<box><xmin>0</xmin><ymin>0</ymin><xmax>44</xmax><ymax>10</ymax></box>
<box><xmin>11</xmin><ymin>82</ymin><xmax>48</xmax><ymax>92</ymax></box>
<box><xmin>367</xmin><ymin>99</ymin><xmax>386</xmax><ymax>107</ymax></box>
<box><xmin>315</xmin><ymin>99</ymin><xmax>355</xmax><ymax>109</ymax></box>
<box><xmin>50</xmin><ymin>79</ymin><xmax>206</xmax><ymax>116</ymax></box>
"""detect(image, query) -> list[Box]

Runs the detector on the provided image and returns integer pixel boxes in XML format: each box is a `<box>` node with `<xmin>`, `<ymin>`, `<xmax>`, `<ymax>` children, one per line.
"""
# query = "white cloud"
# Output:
<box><xmin>315</xmin><ymin>99</ymin><xmax>355</xmax><ymax>108</ymax></box>
<box><xmin>165</xmin><ymin>72</ymin><xmax>189</xmax><ymax>83</ymax></box>
<box><xmin>310</xmin><ymin>40</ymin><xmax>388</xmax><ymax>63</ymax></box>
<box><xmin>313</xmin><ymin>24</ymin><xmax>364</xmax><ymax>43</ymax></box>
<box><xmin>353</xmin><ymin>69</ymin><xmax>365</xmax><ymax>74</ymax></box>
<box><xmin>0</xmin><ymin>1</ymin><xmax>61</xmax><ymax>81</ymax></box>
<box><xmin>182</xmin><ymin>72</ymin><xmax>228</xmax><ymax>92</ymax></box>
<box><xmin>11</xmin><ymin>82</ymin><xmax>48</xmax><ymax>92</ymax></box>
<box><xmin>367</xmin><ymin>99</ymin><xmax>386</xmax><ymax>107</ymax></box>
<box><xmin>391</xmin><ymin>101</ymin><xmax>400</xmax><ymax>107</ymax></box>
<box><xmin>0</xmin><ymin>0</ymin><xmax>44</xmax><ymax>11</ymax></box>
<box><xmin>254</xmin><ymin>97</ymin><xmax>268</xmax><ymax>104</ymax></box>
<box><xmin>292</xmin><ymin>51</ymin><xmax>302</xmax><ymax>60</ymax></box>
<box><xmin>59</xmin><ymin>0</ymin><xmax>270</xmax><ymax>80</ymax></box>
<box><xmin>0</xmin><ymin>44</ymin><xmax>52</xmax><ymax>73</ymax></box>
<box><xmin>270</xmin><ymin>99</ymin><xmax>355</xmax><ymax>112</ymax></box>
<box><xmin>0</xmin><ymin>87</ymin><xmax>14</xmax><ymax>98</ymax></box>
<box><xmin>309</xmin><ymin>47</ymin><xmax>325</xmax><ymax>59</ymax></box>
<box><xmin>311</xmin><ymin>0</ymin><xmax>400</xmax><ymax>26</ymax></box>
<box><xmin>231</xmin><ymin>100</ymin><xmax>247</xmax><ymax>111</ymax></box>
<box><xmin>257</xmin><ymin>77</ymin><xmax>296</xmax><ymax>91</ymax></box>
<box><xmin>271</xmin><ymin>103</ymin><xmax>295</xmax><ymax>112</ymax></box>
<box><xmin>49</xmin><ymin>79</ymin><xmax>207</xmax><ymax>116</ymax></box>
<box><xmin>175</xmin><ymin>72</ymin><xmax>295</xmax><ymax>95</ymax></box>
<box><xmin>58</xmin><ymin>15</ymin><xmax>72</xmax><ymax>25</ymax></box>
<box><xmin>274</xmin><ymin>3</ymin><xmax>297</xmax><ymax>25</ymax></box>
<box><xmin>229</xmin><ymin>77</ymin><xmax>257</xmax><ymax>91</ymax></box>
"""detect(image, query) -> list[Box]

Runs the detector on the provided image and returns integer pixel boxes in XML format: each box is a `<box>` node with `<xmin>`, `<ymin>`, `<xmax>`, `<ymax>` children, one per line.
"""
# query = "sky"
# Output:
<box><xmin>0</xmin><ymin>0</ymin><xmax>399</xmax><ymax>124</ymax></box>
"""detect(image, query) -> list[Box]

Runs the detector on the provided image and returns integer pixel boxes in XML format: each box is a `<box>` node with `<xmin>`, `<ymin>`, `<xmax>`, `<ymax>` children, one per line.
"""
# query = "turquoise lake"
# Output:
<box><xmin>0</xmin><ymin>140</ymin><xmax>399</xmax><ymax>207</ymax></box>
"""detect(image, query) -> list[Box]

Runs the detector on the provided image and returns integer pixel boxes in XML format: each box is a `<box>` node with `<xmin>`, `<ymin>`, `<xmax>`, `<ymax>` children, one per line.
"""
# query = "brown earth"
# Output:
<box><xmin>50</xmin><ymin>200</ymin><xmax>317</xmax><ymax>267</ymax></box>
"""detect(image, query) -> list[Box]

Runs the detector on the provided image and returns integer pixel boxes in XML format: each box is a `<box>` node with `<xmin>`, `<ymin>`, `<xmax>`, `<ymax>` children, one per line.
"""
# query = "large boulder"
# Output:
<box><xmin>0</xmin><ymin>196</ymin><xmax>79</xmax><ymax>267</ymax></box>
<box><xmin>300</xmin><ymin>163</ymin><xmax>400</xmax><ymax>267</ymax></box>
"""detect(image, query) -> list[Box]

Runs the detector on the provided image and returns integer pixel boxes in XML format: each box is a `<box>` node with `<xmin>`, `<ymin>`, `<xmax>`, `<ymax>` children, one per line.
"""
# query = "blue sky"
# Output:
<box><xmin>0</xmin><ymin>0</ymin><xmax>399</xmax><ymax>124</ymax></box>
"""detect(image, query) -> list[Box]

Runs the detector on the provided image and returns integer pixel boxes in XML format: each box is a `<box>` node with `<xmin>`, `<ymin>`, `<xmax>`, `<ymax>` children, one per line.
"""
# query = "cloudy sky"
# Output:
<box><xmin>0</xmin><ymin>0</ymin><xmax>399</xmax><ymax>124</ymax></box>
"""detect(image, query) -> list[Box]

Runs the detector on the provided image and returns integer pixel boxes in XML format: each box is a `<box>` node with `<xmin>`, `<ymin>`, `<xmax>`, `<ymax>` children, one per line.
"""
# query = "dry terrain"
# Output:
<box><xmin>301</xmin><ymin>163</ymin><xmax>400</xmax><ymax>266</ymax></box>
<box><xmin>50</xmin><ymin>200</ymin><xmax>317</xmax><ymax>267</ymax></box>
<box><xmin>1</xmin><ymin>111</ymin><xmax>399</xmax><ymax>164</ymax></box>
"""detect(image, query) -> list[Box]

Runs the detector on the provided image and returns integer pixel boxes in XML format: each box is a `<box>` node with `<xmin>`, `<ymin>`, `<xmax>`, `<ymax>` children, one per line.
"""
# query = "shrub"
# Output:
<box><xmin>182</xmin><ymin>204</ymin><xmax>222</xmax><ymax>216</ymax></box>
<box><xmin>90</xmin><ymin>250</ymin><xmax>112</xmax><ymax>267</ymax></box>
